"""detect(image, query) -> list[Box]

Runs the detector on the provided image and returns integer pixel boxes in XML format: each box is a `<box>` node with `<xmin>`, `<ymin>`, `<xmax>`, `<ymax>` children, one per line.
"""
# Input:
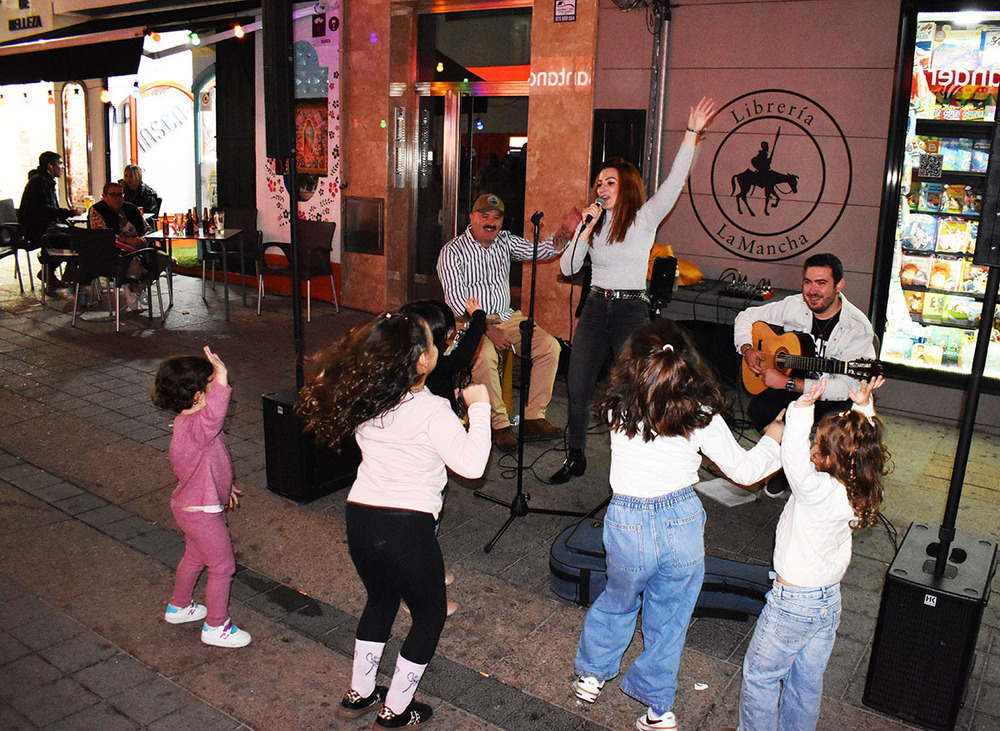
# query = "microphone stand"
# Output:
<box><xmin>476</xmin><ymin>210</ymin><xmax>586</xmax><ymax>553</ymax></box>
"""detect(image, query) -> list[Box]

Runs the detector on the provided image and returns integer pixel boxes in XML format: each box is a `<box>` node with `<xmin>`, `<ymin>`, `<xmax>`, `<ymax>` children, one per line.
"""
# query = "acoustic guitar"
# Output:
<box><xmin>742</xmin><ymin>321</ymin><xmax>883</xmax><ymax>395</ymax></box>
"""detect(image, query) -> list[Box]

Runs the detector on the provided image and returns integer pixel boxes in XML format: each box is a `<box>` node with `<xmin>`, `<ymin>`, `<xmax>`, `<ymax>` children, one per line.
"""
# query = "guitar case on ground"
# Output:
<box><xmin>549</xmin><ymin>516</ymin><xmax>773</xmax><ymax>618</ymax></box>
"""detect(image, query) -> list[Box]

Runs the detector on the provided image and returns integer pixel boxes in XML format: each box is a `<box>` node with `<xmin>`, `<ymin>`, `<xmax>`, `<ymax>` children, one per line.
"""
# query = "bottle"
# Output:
<box><xmin>203</xmin><ymin>207</ymin><xmax>210</xmax><ymax>234</ymax></box>
<box><xmin>207</xmin><ymin>207</ymin><xmax>217</xmax><ymax>236</ymax></box>
<box><xmin>192</xmin><ymin>207</ymin><xmax>199</xmax><ymax>232</ymax></box>
<box><xmin>184</xmin><ymin>209</ymin><xmax>195</xmax><ymax>236</ymax></box>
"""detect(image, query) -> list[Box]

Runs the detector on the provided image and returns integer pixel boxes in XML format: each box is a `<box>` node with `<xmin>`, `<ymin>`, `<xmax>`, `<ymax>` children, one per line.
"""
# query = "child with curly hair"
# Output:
<box><xmin>152</xmin><ymin>346</ymin><xmax>250</xmax><ymax>648</ymax></box>
<box><xmin>738</xmin><ymin>375</ymin><xmax>889</xmax><ymax>730</ymax></box>
<box><xmin>297</xmin><ymin>312</ymin><xmax>490</xmax><ymax>728</ymax></box>
<box><xmin>572</xmin><ymin>319</ymin><xmax>783</xmax><ymax>731</ymax></box>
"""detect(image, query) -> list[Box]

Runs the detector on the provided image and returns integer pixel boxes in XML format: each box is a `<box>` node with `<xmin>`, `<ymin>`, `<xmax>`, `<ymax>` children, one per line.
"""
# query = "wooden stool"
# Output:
<box><xmin>499</xmin><ymin>348</ymin><xmax>514</xmax><ymax>413</ymax></box>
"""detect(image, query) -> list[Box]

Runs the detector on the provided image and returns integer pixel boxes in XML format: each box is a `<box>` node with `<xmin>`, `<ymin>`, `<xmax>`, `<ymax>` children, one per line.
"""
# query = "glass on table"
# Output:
<box><xmin>213</xmin><ymin>210</ymin><xmax>225</xmax><ymax>236</ymax></box>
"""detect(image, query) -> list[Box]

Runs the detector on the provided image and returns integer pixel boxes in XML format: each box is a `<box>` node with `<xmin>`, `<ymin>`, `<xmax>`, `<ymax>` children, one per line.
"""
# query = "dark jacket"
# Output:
<box><xmin>425</xmin><ymin>309</ymin><xmax>487</xmax><ymax>412</ymax></box>
<box><xmin>89</xmin><ymin>200</ymin><xmax>147</xmax><ymax>240</ymax></box>
<box><xmin>121</xmin><ymin>181</ymin><xmax>159</xmax><ymax>215</ymax></box>
<box><xmin>18</xmin><ymin>167</ymin><xmax>73</xmax><ymax>245</ymax></box>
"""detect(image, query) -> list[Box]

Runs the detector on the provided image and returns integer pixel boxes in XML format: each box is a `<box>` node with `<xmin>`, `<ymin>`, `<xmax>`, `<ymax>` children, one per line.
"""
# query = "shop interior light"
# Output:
<box><xmin>953</xmin><ymin>11</ymin><xmax>986</xmax><ymax>26</ymax></box>
<box><xmin>370</xmin><ymin>33</ymin><xmax>377</xmax><ymax>44</ymax></box>
<box><xmin>100</xmin><ymin>89</ymin><xmax>110</xmax><ymax>104</ymax></box>
<box><xmin>190</xmin><ymin>32</ymin><xmax>201</xmax><ymax>46</ymax></box>
<box><xmin>380</xmin><ymin>119</ymin><xmax>387</xmax><ymax>128</ymax></box>
<box><xmin>234</xmin><ymin>24</ymin><xmax>245</xmax><ymax>39</ymax></box>
<box><xmin>149</xmin><ymin>31</ymin><xmax>161</xmax><ymax>42</ymax></box>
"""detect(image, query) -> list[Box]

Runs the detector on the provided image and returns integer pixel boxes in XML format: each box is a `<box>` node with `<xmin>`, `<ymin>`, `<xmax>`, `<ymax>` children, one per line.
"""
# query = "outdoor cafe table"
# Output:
<box><xmin>144</xmin><ymin>228</ymin><xmax>245</xmax><ymax>320</ymax></box>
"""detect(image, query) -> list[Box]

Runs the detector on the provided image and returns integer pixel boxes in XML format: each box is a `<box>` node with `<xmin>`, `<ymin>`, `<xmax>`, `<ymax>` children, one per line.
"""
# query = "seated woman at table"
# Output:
<box><xmin>121</xmin><ymin>164</ymin><xmax>159</xmax><ymax>215</ymax></box>
<box><xmin>90</xmin><ymin>181</ymin><xmax>153</xmax><ymax>308</ymax></box>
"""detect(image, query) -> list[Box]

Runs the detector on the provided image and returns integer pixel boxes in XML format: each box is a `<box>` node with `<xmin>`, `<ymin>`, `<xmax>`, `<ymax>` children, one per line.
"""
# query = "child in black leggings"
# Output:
<box><xmin>298</xmin><ymin>312</ymin><xmax>491</xmax><ymax>728</ymax></box>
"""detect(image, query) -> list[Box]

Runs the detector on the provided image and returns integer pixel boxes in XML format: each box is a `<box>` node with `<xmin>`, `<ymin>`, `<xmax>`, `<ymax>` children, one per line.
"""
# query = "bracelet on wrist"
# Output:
<box><xmin>686</xmin><ymin>127</ymin><xmax>704</xmax><ymax>135</ymax></box>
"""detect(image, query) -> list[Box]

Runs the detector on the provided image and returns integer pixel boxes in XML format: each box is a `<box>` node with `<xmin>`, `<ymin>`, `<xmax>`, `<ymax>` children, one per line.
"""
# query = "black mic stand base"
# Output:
<box><xmin>475</xmin><ymin>489</ymin><xmax>588</xmax><ymax>553</ymax></box>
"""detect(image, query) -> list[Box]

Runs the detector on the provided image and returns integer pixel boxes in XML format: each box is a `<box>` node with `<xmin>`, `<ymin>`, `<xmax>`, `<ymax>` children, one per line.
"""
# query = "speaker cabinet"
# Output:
<box><xmin>262</xmin><ymin>0</ymin><xmax>293</xmax><ymax>158</ymax></box>
<box><xmin>262</xmin><ymin>388</ymin><xmax>360</xmax><ymax>502</ymax></box>
<box><xmin>863</xmin><ymin>523</ymin><xmax>997</xmax><ymax>730</ymax></box>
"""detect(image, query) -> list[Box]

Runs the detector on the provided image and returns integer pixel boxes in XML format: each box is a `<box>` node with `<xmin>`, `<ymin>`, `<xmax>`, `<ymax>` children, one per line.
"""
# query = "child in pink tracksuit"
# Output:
<box><xmin>152</xmin><ymin>346</ymin><xmax>250</xmax><ymax>648</ymax></box>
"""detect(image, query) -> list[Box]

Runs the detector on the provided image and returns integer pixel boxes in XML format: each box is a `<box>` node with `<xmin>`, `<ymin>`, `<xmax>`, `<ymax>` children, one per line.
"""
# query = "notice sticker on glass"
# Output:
<box><xmin>555</xmin><ymin>0</ymin><xmax>577</xmax><ymax>23</ymax></box>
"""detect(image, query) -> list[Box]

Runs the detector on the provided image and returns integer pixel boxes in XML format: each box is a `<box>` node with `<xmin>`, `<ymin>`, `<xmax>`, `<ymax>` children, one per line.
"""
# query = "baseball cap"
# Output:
<box><xmin>472</xmin><ymin>194</ymin><xmax>505</xmax><ymax>215</ymax></box>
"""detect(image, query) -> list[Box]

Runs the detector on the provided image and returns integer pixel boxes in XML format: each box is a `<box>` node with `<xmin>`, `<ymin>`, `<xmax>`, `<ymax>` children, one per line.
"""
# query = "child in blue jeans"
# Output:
<box><xmin>573</xmin><ymin>320</ymin><xmax>783</xmax><ymax>731</ymax></box>
<box><xmin>738</xmin><ymin>375</ymin><xmax>888</xmax><ymax>730</ymax></box>
<box><xmin>152</xmin><ymin>346</ymin><xmax>250</xmax><ymax>648</ymax></box>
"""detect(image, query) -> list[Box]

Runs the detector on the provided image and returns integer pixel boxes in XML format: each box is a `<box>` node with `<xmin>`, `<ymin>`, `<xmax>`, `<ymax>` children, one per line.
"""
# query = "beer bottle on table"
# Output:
<box><xmin>184</xmin><ymin>209</ymin><xmax>195</xmax><ymax>236</ymax></box>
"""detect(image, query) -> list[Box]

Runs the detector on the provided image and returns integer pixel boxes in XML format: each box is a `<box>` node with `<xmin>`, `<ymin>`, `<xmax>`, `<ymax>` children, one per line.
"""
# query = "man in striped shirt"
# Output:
<box><xmin>437</xmin><ymin>194</ymin><xmax>580</xmax><ymax>450</ymax></box>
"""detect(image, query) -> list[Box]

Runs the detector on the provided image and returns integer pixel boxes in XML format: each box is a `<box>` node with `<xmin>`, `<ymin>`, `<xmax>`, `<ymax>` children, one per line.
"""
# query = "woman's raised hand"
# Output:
<box><xmin>689</xmin><ymin>96</ymin><xmax>717</xmax><ymax>134</ymax></box>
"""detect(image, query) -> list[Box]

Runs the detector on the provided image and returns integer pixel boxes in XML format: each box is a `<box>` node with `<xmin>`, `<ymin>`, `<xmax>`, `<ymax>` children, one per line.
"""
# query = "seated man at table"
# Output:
<box><xmin>89</xmin><ymin>182</ymin><xmax>153</xmax><ymax>309</ymax></box>
<box><xmin>18</xmin><ymin>151</ymin><xmax>80</xmax><ymax>288</ymax></box>
<box><xmin>734</xmin><ymin>252</ymin><xmax>876</xmax><ymax>496</ymax></box>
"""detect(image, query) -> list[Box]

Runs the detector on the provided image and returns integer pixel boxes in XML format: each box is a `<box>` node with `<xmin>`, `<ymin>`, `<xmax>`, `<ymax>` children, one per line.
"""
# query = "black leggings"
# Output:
<box><xmin>345</xmin><ymin>503</ymin><xmax>447</xmax><ymax>665</ymax></box>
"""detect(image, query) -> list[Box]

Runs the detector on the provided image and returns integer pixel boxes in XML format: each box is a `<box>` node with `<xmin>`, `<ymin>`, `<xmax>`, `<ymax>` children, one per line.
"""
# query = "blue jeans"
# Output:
<box><xmin>574</xmin><ymin>489</ymin><xmax>705</xmax><ymax>715</ymax></box>
<box><xmin>566</xmin><ymin>296</ymin><xmax>650</xmax><ymax>450</ymax></box>
<box><xmin>738</xmin><ymin>581</ymin><xmax>842</xmax><ymax>731</ymax></box>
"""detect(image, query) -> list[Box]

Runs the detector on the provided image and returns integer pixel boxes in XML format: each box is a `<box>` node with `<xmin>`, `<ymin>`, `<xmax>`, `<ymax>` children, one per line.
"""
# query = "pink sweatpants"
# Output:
<box><xmin>170</xmin><ymin>507</ymin><xmax>236</xmax><ymax>627</ymax></box>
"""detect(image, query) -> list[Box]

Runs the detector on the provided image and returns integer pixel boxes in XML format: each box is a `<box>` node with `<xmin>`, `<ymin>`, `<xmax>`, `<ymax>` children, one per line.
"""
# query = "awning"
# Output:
<box><xmin>0</xmin><ymin>0</ymin><xmax>260</xmax><ymax>85</ymax></box>
<box><xmin>0</xmin><ymin>30</ymin><xmax>145</xmax><ymax>85</ymax></box>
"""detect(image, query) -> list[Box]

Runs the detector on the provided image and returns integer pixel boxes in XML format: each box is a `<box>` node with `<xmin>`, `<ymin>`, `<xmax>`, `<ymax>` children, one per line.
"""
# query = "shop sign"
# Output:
<box><xmin>0</xmin><ymin>0</ymin><xmax>52</xmax><ymax>43</ymax></box>
<box><xmin>529</xmin><ymin>57</ymin><xmax>591</xmax><ymax>92</ymax></box>
<box><xmin>688</xmin><ymin>89</ymin><xmax>852</xmax><ymax>262</ymax></box>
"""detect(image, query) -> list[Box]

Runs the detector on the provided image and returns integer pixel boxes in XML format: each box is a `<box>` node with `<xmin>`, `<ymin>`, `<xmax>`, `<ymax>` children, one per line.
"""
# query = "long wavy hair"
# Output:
<box><xmin>597</xmin><ymin>319</ymin><xmax>726</xmax><ymax>441</ymax></box>
<box><xmin>296</xmin><ymin>313</ymin><xmax>429</xmax><ymax>449</ymax></box>
<box><xmin>591</xmin><ymin>157</ymin><xmax>646</xmax><ymax>245</ymax></box>
<box><xmin>812</xmin><ymin>410</ymin><xmax>890</xmax><ymax>529</ymax></box>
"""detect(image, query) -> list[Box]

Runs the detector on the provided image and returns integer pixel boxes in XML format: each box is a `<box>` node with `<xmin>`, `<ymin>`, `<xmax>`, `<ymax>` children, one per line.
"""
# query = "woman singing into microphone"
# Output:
<box><xmin>552</xmin><ymin>97</ymin><xmax>716</xmax><ymax>484</ymax></box>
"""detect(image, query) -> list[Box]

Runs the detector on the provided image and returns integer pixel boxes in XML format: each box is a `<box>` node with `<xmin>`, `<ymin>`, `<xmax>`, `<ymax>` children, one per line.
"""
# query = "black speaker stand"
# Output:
<box><xmin>476</xmin><ymin>211</ymin><xmax>586</xmax><ymax>553</ymax></box>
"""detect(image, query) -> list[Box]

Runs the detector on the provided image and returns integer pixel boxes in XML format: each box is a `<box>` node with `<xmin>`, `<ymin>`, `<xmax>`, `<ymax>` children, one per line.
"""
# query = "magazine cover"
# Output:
<box><xmin>900</xmin><ymin>254</ymin><xmax>932</xmax><ymax>286</ymax></box>
<box><xmin>936</xmin><ymin>218</ymin><xmax>969</xmax><ymax>253</ymax></box>
<box><xmin>901</xmin><ymin>214</ymin><xmax>938</xmax><ymax>251</ymax></box>
<box><xmin>928</xmin><ymin>257</ymin><xmax>963</xmax><ymax>291</ymax></box>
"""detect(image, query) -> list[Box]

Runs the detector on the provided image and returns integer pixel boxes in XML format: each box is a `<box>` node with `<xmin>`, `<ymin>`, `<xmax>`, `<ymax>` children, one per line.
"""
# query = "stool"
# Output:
<box><xmin>499</xmin><ymin>348</ymin><xmax>514</xmax><ymax>413</ymax></box>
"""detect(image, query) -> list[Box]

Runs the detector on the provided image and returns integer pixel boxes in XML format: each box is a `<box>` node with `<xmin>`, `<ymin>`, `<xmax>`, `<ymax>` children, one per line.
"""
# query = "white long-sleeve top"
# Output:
<box><xmin>347</xmin><ymin>390</ymin><xmax>491</xmax><ymax>519</ymax></box>
<box><xmin>609</xmin><ymin>412</ymin><xmax>780</xmax><ymax>499</ymax></box>
<box><xmin>560</xmin><ymin>143</ymin><xmax>696</xmax><ymax>291</ymax></box>
<box><xmin>774</xmin><ymin>400</ymin><xmax>875</xmax><ymax>587</ymax></box>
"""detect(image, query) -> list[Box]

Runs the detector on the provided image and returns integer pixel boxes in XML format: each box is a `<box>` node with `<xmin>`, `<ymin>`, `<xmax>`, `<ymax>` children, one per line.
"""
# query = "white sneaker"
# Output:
<box><xmin>574</xmin><ymin>675</ymin><xmax>604</xmax><ymax>703</ymax></box>
<box><xmin>164</xmin><ymin>602</ymin><xmax>207</xmax><ymax>624</ymax></box>
<box><xmin>636</xmin><ymin>708</ymin><xmax>677</xmax><ymax>730</ymax></box>
<box><xmin>201</xmin><ymin>619</ymin><xmax>251</xmax><ymax>648</ymax></box>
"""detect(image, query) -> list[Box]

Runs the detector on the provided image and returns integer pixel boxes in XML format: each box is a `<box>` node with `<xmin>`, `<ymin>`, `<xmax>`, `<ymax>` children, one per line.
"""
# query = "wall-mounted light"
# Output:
<box><xmin>436</xmin><ymin>62</ymin><xmax>444</xmax><ymax>73</ymax></box>
<box><xmin>234</xmin><ymin>24</ymin><xmax>245</xmax><ymax>39</ymax></box>
<box><xmin>370</xmin><ymin>33</ymin><xmax>377</xmax><ymax>44</ymax></box>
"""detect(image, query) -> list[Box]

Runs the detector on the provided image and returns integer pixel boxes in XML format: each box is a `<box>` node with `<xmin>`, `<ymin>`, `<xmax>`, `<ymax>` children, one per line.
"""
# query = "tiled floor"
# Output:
<box><xmin>1</xmin><ymin>256</ymin><xmax>999</xmax><ymax>729</ymax></box>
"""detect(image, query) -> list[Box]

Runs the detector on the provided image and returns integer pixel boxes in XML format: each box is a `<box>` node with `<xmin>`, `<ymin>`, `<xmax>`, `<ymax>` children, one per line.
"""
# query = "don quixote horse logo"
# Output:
<box><xmin>688</xmin><ymin>90</ymin><xmax>852</xmax><ymax>262</ymax></box>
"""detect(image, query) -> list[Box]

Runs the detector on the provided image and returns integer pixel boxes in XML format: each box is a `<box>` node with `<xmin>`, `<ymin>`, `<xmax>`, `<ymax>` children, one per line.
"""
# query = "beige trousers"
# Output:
<box><xmin>470</xmin><ymin>311</ymin><xmax>561</xmax><ymax>430</ymax></box>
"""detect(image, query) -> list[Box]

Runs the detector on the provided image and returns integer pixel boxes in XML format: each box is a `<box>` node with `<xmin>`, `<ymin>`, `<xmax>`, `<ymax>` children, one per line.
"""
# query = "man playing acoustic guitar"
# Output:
<box><xmin>734</xmin><ymin>253</ymin><xmax>877</xmax><ymax>497</ymax></box>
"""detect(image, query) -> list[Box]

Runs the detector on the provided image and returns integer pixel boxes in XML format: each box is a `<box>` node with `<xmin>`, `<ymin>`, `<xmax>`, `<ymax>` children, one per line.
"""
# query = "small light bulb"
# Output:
<box><xmin>100</xmin><ymin>89</ymin><xmax>111</xmax><ymax>104</ymax></box>
<box><xmin>149</xmin><ymin>31</ymin><xmax>161</xmax><ymax>42</ymax></box>
<box><xmin>47</xmin><ymin>90</ymin><xmax>55</xmax><ymax>105</ymax></box>
<box><xmin>234</xmin><ymin>24</ymin><xmax>245</xmax><ymax>39</ymax></box>
<box><xmin>380</xmin><ymin>119</ymin><xmax>387</xmax><ymax>128</ymax></box>
<box><xmin>476</xmin><ymin>119</ymin><xmax>484</xmax><ymax>131</ymax></box>
<box><xmin>190</xmin><ymin>32</ymin><xmax>201</xmax><ymax>46</ymax></box>
<box><xmin>370</xmin><ymin>33</ymin><xmax>377</xmax><ymax>44</ymax></box>
<box><xmin>436</xmin><ymin>62</ymin><xmax>444</xmax><ymax>73</ymax></box>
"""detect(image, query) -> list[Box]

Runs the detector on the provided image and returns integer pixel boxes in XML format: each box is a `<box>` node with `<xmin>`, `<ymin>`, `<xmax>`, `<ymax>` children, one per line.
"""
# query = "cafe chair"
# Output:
<box><xmin>39</xmin><ymin>223</ymin><xmax>76</xmax><ymax>305</ymax></box>
<box><xmin>199</xmin><ymin>207</ymin><xmax>259</xmax><ymax>312</ymax></box>
<box><xmin>257</xmin><ymin>218</ymin><xmax>338</xmax><ymax>322</ymax></box>
<box><xmin>0</xmin><ymin>198</ymin><xmax>31</xmax><ymax>294</ymax></box>
<box><xmin>71</xmin><ymin>228</ymin><xmax>165</xmax><ymax>332</ymax></box>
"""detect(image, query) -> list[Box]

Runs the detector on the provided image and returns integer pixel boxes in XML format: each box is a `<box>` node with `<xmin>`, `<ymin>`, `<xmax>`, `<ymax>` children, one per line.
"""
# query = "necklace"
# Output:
<box><xmin>812</xmin><ymin>314</ymin><xmax>837</xmax><ymax>340</ymax></box>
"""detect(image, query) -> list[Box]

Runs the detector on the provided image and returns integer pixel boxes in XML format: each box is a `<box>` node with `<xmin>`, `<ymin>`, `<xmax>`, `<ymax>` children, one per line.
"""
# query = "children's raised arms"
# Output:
<box><xmin>464</xmin><ymin>297</ymin><xmax>481</xmax><ymax>317</ymax></box>
<box><xmin>847</xmin><ymin>375</ymin><xmax>885</xmax><ymax>408</ymax></box>
<box><xmin>462</xmin><ymin>383</ymin><xmax>489</xmax><ymax>406</ymax></box>
<box><xmin>202</xmin><ymin>345</ymin><xmax>228</xmax><ymax>388</ymax></box>
<box><xmin>794</xmin><ymin>376</ymin><xmax>826</xmax><ymax>408</ymax></box>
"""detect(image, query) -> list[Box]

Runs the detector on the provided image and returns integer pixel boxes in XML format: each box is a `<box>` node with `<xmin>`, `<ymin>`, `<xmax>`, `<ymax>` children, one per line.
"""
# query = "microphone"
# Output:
<box><xmin>583</xmin><ymin>198</ymin><xmax>605</xmax><ymax>226</ymax></box>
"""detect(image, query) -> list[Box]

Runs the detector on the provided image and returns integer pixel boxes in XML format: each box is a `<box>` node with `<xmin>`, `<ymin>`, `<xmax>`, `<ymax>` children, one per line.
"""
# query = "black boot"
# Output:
<box><xmin>550</xmin><ymin>448</ymin><xmax>586</xmax><ymax>484</ymax></box>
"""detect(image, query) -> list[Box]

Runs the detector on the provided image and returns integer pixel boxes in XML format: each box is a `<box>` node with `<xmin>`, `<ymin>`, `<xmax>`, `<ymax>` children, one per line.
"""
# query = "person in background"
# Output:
<box><xmin>18</xmin><ymin>151</ymin><xmax>79</xmax><ymax>288</ymax></box>
<box><xmin>573</xmin><ymin>319</ymin><xmax>783</xmax><ymax>731</ymax></box>
<box><xmin>554</xmin><ymin>97</ymin><xmax>716</xmax><ymax>484</ymax></box>
<box><xmin>737</xmin><ymin>376</ymin><xmax>889</xmax><ymax>730</ymax></box>
<box><xmin>121</xmin><ymin>164</ymin><xmax>160</xmax><ymax>215</ymax></box>
<box><xmin>89</xmin><ymin>181</ymin><xmax>153</xmax><ymax>309</ymax></box>
<box><xmin>734</xmin><ymin>253</ymin><xmax>875</xmax><ymax>498</ymax></box>
<box><xmin>297</xmin><ymin>313</ymin><xmax>491</xmax><ymax>728</ymax></box>
<box><xmin>437</xmin><ymin>193</ymin><xmax>580</xmax><ymax>451</ymax></box>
